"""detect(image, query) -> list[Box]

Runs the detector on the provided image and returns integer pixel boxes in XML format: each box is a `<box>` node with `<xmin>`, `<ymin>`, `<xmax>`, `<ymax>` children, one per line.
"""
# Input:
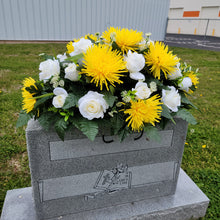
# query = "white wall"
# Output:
<box><xmin>167</xmin><ymin>0</ymin><xmax>220</xmax><ymax>37</ymax></box>
<box><xmin>0</xmin><ymin>0</ymin><xmax>170</xmax><ymax>41</ymax></box>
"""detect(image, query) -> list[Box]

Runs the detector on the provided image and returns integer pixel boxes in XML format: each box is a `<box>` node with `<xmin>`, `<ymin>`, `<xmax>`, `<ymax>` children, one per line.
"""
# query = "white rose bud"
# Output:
<box><xmin>168</xmin><ymin>62</ymin><xmax>182</xmax><ymax>80</ymax></box>
<box><xmin>52</xmin><ymin>88</ymin><xmax>68</xmax><ymax>108</ymax></box>
<box><xmin>39</xmin><ymin>59</ymin><xmax>60</xmax><ymax>82</ymax></box>
<box><xmin>64</xmin><ymin>63</ymin><xmax>79</xmax><ymax>81</ymax></box>
<box><xmin>69</xmin><ymin>38</ymin><xmax>93</xmax><ymax>56</ymax></box>
<box><xmin>133</xmin><ymin>81</ymin><xmax>151</xmax><ymax>100</ymax></box>
<box><xmin>124</xmin><ymin>50</ymin><xmax>145</xmax><ymax>73</ymax></box>
<box><xmin>57</xmin><ymin>53</ymin><xmax>67</xmax><ymax>62</ymax></box>
<box><xmin>78</xmin><ymin>91</ymin><xmax>109</xmax><ymax>120</ymax></box>
<box><xmin>162</xmin><ymin>86</ymin><xmax>181</xmax><ymax>112</ymax></box>
<box><xmin>178</xmin><ymin>77</ymin><xmax>192</xmax><ymax>92</ymax></box>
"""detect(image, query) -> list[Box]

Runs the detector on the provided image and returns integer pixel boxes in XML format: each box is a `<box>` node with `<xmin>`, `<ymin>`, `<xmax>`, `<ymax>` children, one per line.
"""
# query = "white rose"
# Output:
<box><xmin>78</xmin><ymin>91</ymin><xmax>109</xmax><ymax>120</ymax></box>
<box><xmin>64</xmin><ymin>63</ymin><xmax>79</xmax><ymax>81</ymax></box>
<box><xmin>57</xmin><ymin>53</ymin><xmax>67</xmax><ymax>62</ymax></box>
<box><xmin>124</xmin><ymin>50</ymin><xmax>145</xmax><ymax>73</ymax></box>
<box><xmin>168</xmin><ymin>62</ymin><xmax>182</xmax><ymax>80</ymax></box>
<box><xmin>52</xmin><ymin>87</ymin><xmax>68</xmax><ymax>108</ymax></box>
<box><xmin>69</xmin><ymin>38</ymin><xmax>93</xmax><ymax>56</ymax></box>
<box><xmin>133</xmin><ymin>81</ymin><xmax>151</xmax><ymax>100</ymax></box>
<box><xmin>39</xmin><ymin>59</ymin><xmax>60</xmax><ymax>82</ymax></box>
<box><xmin>162</xmin><ymin>86</ymin><xmax>181</xmax><ymax>112</ymax></box>
<box><xmin>129</xmin><ymin>72</ymin><xmax>145</xmax><ymax>81</ymax></box>
<box><xmin>178</xmin><ymin>77</ymin><xmax>192</xmax><ymax>92</ymax></box>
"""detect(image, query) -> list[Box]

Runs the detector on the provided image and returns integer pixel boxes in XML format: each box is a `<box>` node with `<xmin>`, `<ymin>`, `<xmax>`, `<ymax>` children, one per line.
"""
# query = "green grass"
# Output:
<box><xmin>0</xmin><ymin>44</ymin><xmax>219</xmax><ymax>219</ymax></box>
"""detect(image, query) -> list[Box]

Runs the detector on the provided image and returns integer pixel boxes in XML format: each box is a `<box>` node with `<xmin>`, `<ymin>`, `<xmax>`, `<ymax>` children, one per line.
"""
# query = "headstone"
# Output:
<box><xmin>25</xmin><ymin>118</ymin><xmax>188</xmax><ymax>219</ymax></box>
<box><xmin>1</xmin><ymin>169</ymin><xmax>210</xmax><ymax>220</ymax></box>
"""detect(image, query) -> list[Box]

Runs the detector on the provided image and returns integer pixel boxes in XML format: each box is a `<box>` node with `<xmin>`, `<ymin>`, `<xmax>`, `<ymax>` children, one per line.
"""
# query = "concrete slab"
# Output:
<box><xmin>1</xmin><ymin>169</ymin><xmax>209</xmax><ymax>220</ymax></box>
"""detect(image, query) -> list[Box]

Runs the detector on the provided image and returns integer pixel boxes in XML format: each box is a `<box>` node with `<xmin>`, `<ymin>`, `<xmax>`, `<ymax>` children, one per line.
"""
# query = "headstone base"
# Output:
<box><xmin>1</xmin><ymin>169</ymin><xmax>209</xmax><ymax>220</ymax></box>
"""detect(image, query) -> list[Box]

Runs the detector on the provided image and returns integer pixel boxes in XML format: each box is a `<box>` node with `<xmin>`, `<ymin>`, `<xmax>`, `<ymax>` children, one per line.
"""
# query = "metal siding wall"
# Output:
<box><xmin>0</xmin><ymin>0</ymin><xmax>170</xmax><ymax>41</ymax></box>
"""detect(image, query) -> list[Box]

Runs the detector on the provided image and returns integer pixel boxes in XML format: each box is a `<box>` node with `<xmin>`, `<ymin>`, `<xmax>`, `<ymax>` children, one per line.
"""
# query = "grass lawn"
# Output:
<box><xmin>0</xmin><ymin>44</ymin><xmax>219</xmax><ymax>219</ymax></box>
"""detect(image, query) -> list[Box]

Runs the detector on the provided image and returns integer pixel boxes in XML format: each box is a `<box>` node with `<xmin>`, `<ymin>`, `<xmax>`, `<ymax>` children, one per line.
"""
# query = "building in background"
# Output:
<box><xmin>0</xmin><ymin>0</ymin><xmax>169</xmax><ymax>42</ymax></box>
<box><xmin>167</xmin><ymin>0</ymin><xmax>220</xmax><ymax>37</ymax></box>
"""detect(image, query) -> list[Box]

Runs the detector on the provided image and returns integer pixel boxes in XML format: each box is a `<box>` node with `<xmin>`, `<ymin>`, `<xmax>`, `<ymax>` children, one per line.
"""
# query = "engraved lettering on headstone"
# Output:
<box><xmin>85</xmin><ymin>164</ymin><xmax>132</xmax><ymax>200</ymax></box>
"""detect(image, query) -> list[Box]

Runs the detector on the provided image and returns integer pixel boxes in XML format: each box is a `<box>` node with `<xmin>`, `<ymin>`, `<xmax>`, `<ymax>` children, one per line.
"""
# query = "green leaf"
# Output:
<box><xmin>144</xmin><ymin>126</ymin><xmax>161</xmax><ymax>142</ymax></box>
<box><xmin>110</xmin><ymin>114</ymin><xmax>124</xmax><ymax>135</ymax></box>
<box><xmin>161</xmin><ymin>104</ymin><xmax>175</xmax><ymax>124</ymax></box>
<box><xmin>63</xmin><ymin>93</ymin><xmax>78</xmax><ymax>109</ymax></box>
<box><xmin>176</xmin><ymin>109</ymin><xmax>197</xmax><ymax>125</ymax></box>
<box><xmin>66</xmin><ymin>53</ymin><xmax>84</xmax><ymax>64</ymax></box>
<box><xmin>181</xmin><ymin>95</ymin><xmax>198</xmax><ymax>109</ymax></box>
<box><xmin>72</xmin><ymin>117</ymin><xmax>98</xmax><ymax>141</ymax></box>
<box><xmin>103</xmin><ymin>92</ymin><xmax>117</xmax><ymax>107</ymax></box>
<box><xmin>37</xmin><ymin>113</ymin><xmax>55</xmax><ymax>131</ymax></box>
<box><xmin>16</xmin><ymin>111</ymin><xmax>31</xmax><ymax>128</ymax></box>
<box><xmin>118</xmin><ymin>127</ymin><xmax>131</xmax><ymax>142</ymax></box>
<box><xmin>55</xmin><ymin>118</ymin><xmax>68</xmax><ymax>141</ymax></box>
<box><xmin>80</xmin><ymin>119</ymin><xmax>99</xmax><ymax>141</ymax></box>
<box><xmin>34</xmin><ymin>95</ymin><xmax>53</xmax><ymax>108</ymax></box>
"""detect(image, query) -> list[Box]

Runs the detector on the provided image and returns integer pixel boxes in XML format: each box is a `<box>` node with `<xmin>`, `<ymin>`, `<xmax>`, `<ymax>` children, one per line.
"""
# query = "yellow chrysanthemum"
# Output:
<box><xmin>124</xmin><ymin>95</ymin><xmax>162</xmax><ymax>131</ymax></box>
<box><xmin>66</xmin><ymin>41</ymin><xmax>74</xmax><ymax>54</ymax></box>
<box><xmin>145</xmin><ymin>42</ymin><xmax>179</xmax><ymax>79</ymax></box>
<box><xmin>21</xmin><ymin>77</ymin><xmax>37</xmax><ymax>113</ymax></box>
<box><xmin>102</xmin><ymin>27</ymin><xmax>143</xmax><ymax>53</ymax></box>
<box><xmin>22</xmin><ymin>90</ymin><xmax>36</xmax><ymax>113</ymax></box>
<box><xmin>81</xmin><ymin>44</ymin><xmax>126</xmax><ymax>90</ymax></box>
<box><xmin>22</xmin><ymin>77</ymin><xmax>37</xmax><ymax>89</ymax></box>
<box><xmin>185</xmin><ymin>72</ymin><xmax>199</xmax><ymax>87</ymax></box>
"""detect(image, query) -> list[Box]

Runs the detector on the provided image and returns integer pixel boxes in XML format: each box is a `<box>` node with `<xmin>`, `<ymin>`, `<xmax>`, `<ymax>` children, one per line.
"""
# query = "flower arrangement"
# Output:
<box><xmin>17</xmin><ymin>27</ymin><xmax>199</xmax><ymax>141</ymax></box>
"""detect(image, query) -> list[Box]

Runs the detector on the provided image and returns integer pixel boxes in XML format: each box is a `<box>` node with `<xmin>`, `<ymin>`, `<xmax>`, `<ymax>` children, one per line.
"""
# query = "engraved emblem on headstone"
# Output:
<box><xmin>85</xmin><ymin>164</ymin><xmax>132</xmax><ymax>200</ymax></box>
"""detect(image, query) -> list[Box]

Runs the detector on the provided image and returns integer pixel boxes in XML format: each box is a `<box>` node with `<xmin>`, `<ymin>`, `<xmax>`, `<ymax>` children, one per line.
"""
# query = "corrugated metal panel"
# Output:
<box><xmin>0</xmin><ymin>0</ymin><xmax>170</xmax><ymax>41</ymax></box>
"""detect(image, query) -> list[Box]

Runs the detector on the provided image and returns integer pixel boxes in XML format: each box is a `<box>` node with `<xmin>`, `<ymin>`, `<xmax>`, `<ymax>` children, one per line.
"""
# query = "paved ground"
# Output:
<box><xmin>165</xmin><ymin>34</ymin><xmax>220</xmax><ymax>51</ymax></box>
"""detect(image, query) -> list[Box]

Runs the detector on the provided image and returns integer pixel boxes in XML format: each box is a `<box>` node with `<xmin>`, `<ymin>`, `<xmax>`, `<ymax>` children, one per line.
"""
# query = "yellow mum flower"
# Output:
<box><xmin>81</xmin><ymin>44</ymin><xmax>126</xmax><ymax>90</ymax></box>
<box><xmin>124</xmin><ymin>95</ymin><xmax>162</xmax><ymax>131</ymax></box>
<box><xmin>102</xmin><ymin>27</ymin><xmax>143</xmax><ymax>53</ymax></box>
<box><xmin>22</xmin><ymin>77</ymin><xmax>37</xmax><ymax>89</ymax></box>
<box><xmin>21</xmin><ymin>77</ymin><xmax>37</xmax><ymax>113</ymax></box>
<box><xmin>66</xmin><ymin>41</ymin><xmax>74</xmax><ymax>54</ymax></box>
<box><xmin>145</xmin><ymin>42</ymin><xmax>179</xmax><ymax>79</ymax></box>
<box><xmin>186</xmin><ymin>72</ymin><xmax>199</xmax><ymax>87</ymax></box>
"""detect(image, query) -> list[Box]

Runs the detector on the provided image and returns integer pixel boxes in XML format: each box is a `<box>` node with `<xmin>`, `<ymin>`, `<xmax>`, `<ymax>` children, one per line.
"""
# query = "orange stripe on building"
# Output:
<box><xmin>219</xmin><ymin>11</ymin><xmax>220</xmax><ymax>17</ymax></box>
<box><xmin>183</xmin><ymin>11</ymin><xmax>200</xmax><ymax>17</ymax></box>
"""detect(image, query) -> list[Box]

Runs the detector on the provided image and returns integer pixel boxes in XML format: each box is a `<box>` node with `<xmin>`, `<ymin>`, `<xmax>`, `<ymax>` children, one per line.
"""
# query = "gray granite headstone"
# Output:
<box><xmin>1</xmin><ymin>169</ymin><xmax>209</xmax><ymax>220</ymax></box>
<box><xmin>25</xmin><ymin>118</ymin><xmax>188</xmax><ymax>219</ymax></box>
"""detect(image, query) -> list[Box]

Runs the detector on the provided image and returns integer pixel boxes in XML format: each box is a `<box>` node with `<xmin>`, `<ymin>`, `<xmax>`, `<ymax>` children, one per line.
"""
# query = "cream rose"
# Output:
<box><xmin>57</xmin><ymin>53</ymin><xmax>67</xmax><ymax>62</ymax></box>
<box><xmin>124</xmin><ymin>50</ymin><xmax>145</xmax><ymax>81</ymax></box>
<box><xmin>64</xmin><ymin>63</ymin><xmax>79</xmax><ymax>81</ymax></box>
<box><xmin>178</xmin><ymin>77</ymin><xmax>192</xmax><ymax>92</ymax></box>
<box><xmin>133</xmin><ymin>81</ymin><xmax>151</xmax><ymax>99</ymax></box>
<box><xmin>168</xmin><ymin>62</ymin><xmax>182</xmax><ymax>80</ymax></box>
<box><xmin>69</xmin><ymin>38</ymin><xmax>93</xmax><ymax>56</ymax></box>
<box><xmin>162</xmin><ymin>86</ymin><xmax>181</xmax><ymax>112</ymax></box>
<box><xmin>78</xmin><ymin>91</ymin><xmax>109</xmax><ymax>120</ymax></box>
<box><xmin>39</xmin><ymin>59</ymin><xmax>60</xmax><ymax>82</ymax></box>
<box><xmin>52</xmin><ymin>88</ymin><xmax>68</xmax><ymax>108</ymax></box>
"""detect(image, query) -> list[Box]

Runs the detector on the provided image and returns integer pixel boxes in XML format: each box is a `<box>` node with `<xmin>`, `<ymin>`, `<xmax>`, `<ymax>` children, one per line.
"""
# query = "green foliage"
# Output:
<box><xmin>176</xmin><ymin>109</ymin><xmax>197</xmax><ymax>125</ymax></box>
<box><xmin>72</xmin><ymin>117</ymin><xmax>98</xmax><ymax>141</ymax></box>
<box><xmin>144</xmin><ymin>125</ymin><xmax>161</xmax><ymax>142</ymax></box>
<box><xmin>103</xmin><ymin>92</ymin><xmax>117</xmax><ymax>107</ymax></box>
<box><xmin>161</xmin><ymin>104</ymin><xmax>175</xmax><ymax>124</ymax></box>
<box><xmin>16</xmin><ymin>111</ymin><xmax>31</xmax><ymax>128</ymax></box>
<box><xmin>62</xmin><ymin>93</ymin><xmax>79</xmax><ymax>109</ymax></box>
